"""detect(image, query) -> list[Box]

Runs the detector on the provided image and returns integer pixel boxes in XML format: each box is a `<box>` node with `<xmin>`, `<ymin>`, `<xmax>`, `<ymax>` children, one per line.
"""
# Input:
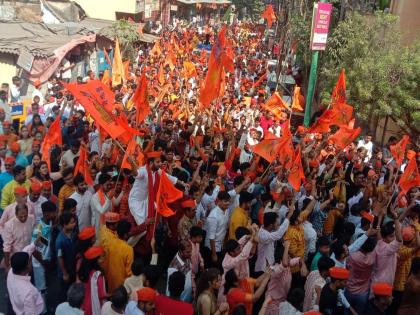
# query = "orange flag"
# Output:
<box><xmin>132</xmin><ymin>73</ymin><xmax>150</xmax><ymax>124</ymax></box>
<box><xmin>165</xmin><ymin>50</ymin><xmax>177</xmax><ymax>71</ymax></box>
<box><xmin>101</xmin><ymin>69</ymin><xmax>111</xmax><ymax>86</ymax></box>
<box><xmin>183</xmin><ymin>61</ymin><xmax>197</xmax><ymax>78</ymax></box>
<box><xmin>262</xmin><ymin>92</ymin><xmax>290</xmax><ymax>119</ymax></box>
<box><xmin>390</xmin><ymin>135</ymin><xmax>410</xmax><ymax>167</ymax></box>
<box><xmin>253</xmin><ymin>139</ymin><xmax>281</xmax><ymax>163</ymax></box>
<box><xmin>112</xmin><ymin>38</ymin><xmax>124</xmax><ymax>87</ymax></box>
<box><xmin>330</xmin><ymin>102</ymin><xmax>353</xmax><ymax>127</ymax></box>
<box><xmin>74</xmin><ymin>145</ymin><xmax>93</xmax><ymax>186</ymax></box>
<box><xmin>150</xmin><ymin>42</ymin><xmax>161</xmax><ymax>57</ymax></box>
<box><xmin>399</xmin><ymin>157</ymin><xmax>420</xmax><ymax>194</ymax></box>
<box><xmin>331</xmin><ymin>69</ymin><xmax>346</xmax><ymax>104</ymax></box>
<box><xmin>277</xmin><ymin>123</ymin><xmax>294</xmax><ymax>169</ymax></box>
<box><xmin>41</xmin><ymin>116</ymin><xmax>62</xmax><ymax>171</ymax></box>
<box><xmin>252</xmin><ymin>73</ymin><xmax>267</xmax><ymax>88</ymax></box>
<box><xmin>121</xmin><ymin>137</ymin><xmax>137</xmax><ymax>170</ymax></box>
<box><xmin>156</xmin><ymin>171</ymin><xmax>183</xmax><ymax>217</ymax></box>
<box><xmin>200</xmin><ymin>26</ymin><xmax>233</xmax><ymax>107</ymax></box>
<box><xmin>123</xmin><ymin>60</ymin><xmax>130</xmax><ymax>81</ymax></box>
<box><xmin>292</xmin><ymin>86</ymin><xmax>304</xmax><ymax>111</ymax></box>
<box><xmin>219</xmin><ymin>67</ymin><xmax>226</xmax><ymax>98</ymax></box>
<box><xmin>288</xmin><ymin>147</ymin><xmax>305</xmax><ymax>191</ymax></box>
<box><xmin>329</xmin><ymin>127</ymin><xmax>361</xmax><ymax>150</ymax></box>
<box><xmin>262</xmin><ymin>5</ymin><xmax>276</xmax><ymax>28</ymax></box>
<box><xmin>158</xmin><ymin>63</ymin><xmax>165</xmax><ymax>85</ymax></box>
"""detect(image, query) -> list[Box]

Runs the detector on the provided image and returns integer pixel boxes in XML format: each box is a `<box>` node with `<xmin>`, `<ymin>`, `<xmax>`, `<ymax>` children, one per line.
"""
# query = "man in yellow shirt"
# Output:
<box><xmin>99</xmin><ymin>212</ymin><xmax>120</xmax><ymax>274</ymax></box>
<box><xmin>106</xmin><ymin>219</ymin><xmax>134</xmax><ymax>292</ymax></box>
<box><xmin>58</xmin><ymin>167</ymin><xmax>75</xmax><ymax>212</ymax></box>
<box><xmin>228</xmin><ymin>191</ymin><xmax>254</xmax><ymax>240</ymax></box>
<box><xmin>1</xmin><ymin>165</ymin><xmax>31</xmax><ymax>209</ymax></box>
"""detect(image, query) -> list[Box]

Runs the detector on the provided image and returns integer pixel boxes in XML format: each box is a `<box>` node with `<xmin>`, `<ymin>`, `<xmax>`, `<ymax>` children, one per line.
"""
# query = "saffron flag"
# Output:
<box><xmin>398</xmin><ymin>157</ymin><xmax>420</xmax><ymax>194</ymax></box>
<box><xmin>252</xmin><ymin>73</ymin><xmax>267</xmax><ymax>88</ymax></box>
<box><xmin>262</xmin><ymin>92</ymin><xmax>290</xmax><ymax>119</ymax></box>
<box><xmin>292</xmin><ymin>86</ymin><xmax>304</xmax><ymax>111</ymax></box>
<box><xmin>101</xmin><ymin>69</ymin><xmax>111</xmax><ymax>86</ymax></box>
<box><xmin>183</xmin><ymin>61</ymin><xmax>197</xmax><ymax>78</ymax></box>
<box><xmin>123</xmin><ymin>60</ymin><xmax>130</xmax><ymax>81</ymax></box>
<box><xmin>253</xmin><ymin>139</ymin><xmax>281</xmax><ymax>163</ymax></box>
<box><xmin>288</xmin><ymin>147</ymin><xmax>305</xmax><ymax>191</ymax></box>
<box><xmin>64</xmin><ymin>82</ymin><xmax>127</xmax><ymax>140</ymax></box>
<box><xmin>329</xmin><ymin>127</ymin><xmax>361</xmax><ymax>150</ymax></box>
<box><xmin>112</xmin><ymin>38</ymin><xmax>124</xmax><ymax>87</ymax></box>
<box><xmin>200</xmin><ymin>26</ymin><xmax>233</xmax><ymax>106</ymax></box>
<box><xmin>277</xmin><ymin>124</ymin><xmax>295</xmax><ymax>169</ymax></box>
<box><xmin>262</xmin><ymin>5</ymin><xmax>276</xmax><ymax>28</ymax></box>
<box><xmin>156</xmin><ymin>171</ymin><xmax>183</xmax><ymax>217</ymax></box>
<box><xmin>121</xmin><ymin>137</ymin><xmax>137</xmax><ymax>170</ymax></box>
<box><xmin>150</xmin><ymin>42</ymin><xmax>161</xmax><ymax>57</ymax></box>
<box><xmin>158</xmin><ymin>63</ymin><xmax>165</xmax><ymax>85</ymax></box>
<box><xmin>330</xmin><ymin>102</ymin><xmax>353</xmax><ymax>127</ymax></box>
<box><xmin>74</xmin><ymin>145</ymin><xmax>93</xmax><ymax>186</ymax></box>
<box><xmin>41</xmin><ymin>116</ymin><xmax>62</xmax><ymax>171</ymax></box>
<box><xmin>331</xmin><ymin>69</ymin><xmax>346</xmax><ymax>104</ymax></box>
<box><xmin>132</xmin><ymin>73</ymin><xmax>150</xmax><ymax>124</ymax></box>
<box><xmin>390</xmin><ymin>135</ymin><xmax>410</xmax><ymax>167</ymax></box>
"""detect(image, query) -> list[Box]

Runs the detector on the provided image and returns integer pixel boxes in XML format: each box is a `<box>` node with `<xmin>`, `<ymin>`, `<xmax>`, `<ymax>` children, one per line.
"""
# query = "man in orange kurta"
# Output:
<box><xmin>105</xmin><ymin>219</ymin><xmax>134</xmax><ymax>292</ymax></box>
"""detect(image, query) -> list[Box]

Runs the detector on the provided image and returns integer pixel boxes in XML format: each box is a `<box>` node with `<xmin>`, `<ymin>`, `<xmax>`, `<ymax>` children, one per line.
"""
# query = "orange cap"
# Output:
<box><xmin>402</xmin><ymin>226</ymin><xmax>415</xmax><ymax>242</ymax></box>
<box><xmin>34</xmin><ymin>80</ymin><xmax>41</xmax><ymax>87</ymax></box>
<box><xmin>32</xmin><ymin>140</ymin><xmax>41</xmax><ymax>146</ymax></box>
<box><xmin>78</xmin><ymin>226</ymin><xmax>96</xmax><ymax>240</ymax></box>
<box><xmin>137</xmin><ymin>287</ymin><xmax>157</xmax><ymax>302</ymax></box>
<box><xmin>84</xmin><ymin>246</ymin><xmax>104</xmax><ymax>260</ymax></box>
<box><xmin>42</xmin><ymin>181</ymin><xmax>52</xmax><ymax>189</ymax></box>
<box><xmin>14</xmin><ymin>186</ymin><xmax>28</xmax><ymax>196</ymax></box>
<box><xmin>361</xmin><ymin>211</ymin><xmax>374</xmax><ymax>223</ymax></box>
<box><xmin>181</xmin><ymin>199</ymin><xmax>196</xmax><ymax>209</ymax></box>
<box><xmin>9</xmin><ymin>142</ymin><xmax>20</xmax><ymax>153</ymax></box>
<box><xmin>329</xmin><ymin>267</ymin><xmax>350</xmax><ymax>280</ymax></box>
<box><xmin>31</xmin><ymin>180</ymin><xmax>42</xmax><ymax>193</ymax></box>
<box><xmin>146</xmin><ymin>151</ymin><xmax>162</xmax><ymax>159</ymax></box>
<box><xmin>104</xmin><ymin>212</ymin><xmax>120</xmax><ymax>223</ymax></box>
<box><xmin>4</xmin><ymin>156</ymin><xmax>16</xmax><ymax>164</ymax></box>
<box><xmin>372</xmin><ymin>282</ymin><xmax>393</xmax><ymax>296</ymax></box>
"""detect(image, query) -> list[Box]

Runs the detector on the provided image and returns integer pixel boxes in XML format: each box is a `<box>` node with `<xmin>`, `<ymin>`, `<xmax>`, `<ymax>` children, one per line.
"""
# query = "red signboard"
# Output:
<box><xmin>310</xmin><ymin>2</ymin><xmax>333</xmax><ymax>51</ymax></box>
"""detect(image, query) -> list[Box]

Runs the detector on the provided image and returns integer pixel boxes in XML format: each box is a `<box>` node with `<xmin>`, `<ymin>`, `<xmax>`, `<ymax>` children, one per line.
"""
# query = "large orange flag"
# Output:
<box><xmin>277</xmin><ymin>123</ymin><xmax>294</xmax><ymax>169</ymax></box>
<box><xmin>331</xmin><ymin>69</ymin><xmax>346</xmax><ymax>104</ymax></box>
<box><xmin>399</xmin><ymin>157</ymin><xmax>420</xmax><ymax>194</ymax></box>
<box><xmin>121</xmin><ymin>137</ymin><xmax>137</xmax><ymax>170</ymax></box>
<box><xmin>390</xmin><ymin>135</ymin><xmax>410</xmax><ymax>167</ymax></box>
<box><xmin>158</xmin><ymin>64</ymin><xmax>165</xmax><ymax>85</ymax></box>
<box><xmin>123</xmin><ymin>60</ymin><xmax>130</xmax><ymax>81</ymax></box>
<box><xmin>253</xmin><ymin>139</ymin><xmax>281</xmax><ymax>163</ymax></box>
<box><xmin>262</xmin><ymin>5</ymin><xmax>276</xmax><ymax>28</ymax></box>
<box><xmin>200</xmin><ymin>26</ymin><xmax>233</xmax><ymax>107</ymax></box>
<box><xmin>156</xmin><ymin>171</ymin><xmax>183</xmax><ymax>217</ymax></box>
<box><xmin>330</xmin><ymin>102</ymin><xmax>353</xmax><ymax>127</ymax></box>
<box><xmin>132</xmin><ymin>73</ymin><xmax>150</xmax><ymax>124</ymax></box>
<box><xmin>41</xmin><ymin>116</ymin><xmax>62</xmax><ymax>171</ymax></box>
<box><xmin>292</xmin><ymin>86</ymin><xmax>304</xmax><ymax>111</ymax></box>
<box><xmin>262</xmin><ymin>92</ymin><xmax>290</xmax><ymax>119</ymax></box>
<box><xmin>288</xmin><ymin>147</ymin><xmax>305</xmax><ymax>191</ymax></box>
<box><xmin>74</xmin><ymin>146</ymin><xmax>93</xmax><ymax>186</ymax></box>
<box><xmin>307</xmin><ymin>117</ymin><xmax>331</xmax><ymax>134</ymax></box>
<box><xmin>329</xmin><ymin>127</ymin><xmax>361</xmax><ymax>150</ymax></box>
<box><xmin>112</xmin><ymin>38</ymin><xmax>124</xmax><ymax>86</ymax></box>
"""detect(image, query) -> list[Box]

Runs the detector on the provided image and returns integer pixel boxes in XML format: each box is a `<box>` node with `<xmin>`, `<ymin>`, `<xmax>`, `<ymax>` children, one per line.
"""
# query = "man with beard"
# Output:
<box><xmin>70</xmin><ymin>174</ymin><xmax>93</xmax><ymax>230</ymax></box>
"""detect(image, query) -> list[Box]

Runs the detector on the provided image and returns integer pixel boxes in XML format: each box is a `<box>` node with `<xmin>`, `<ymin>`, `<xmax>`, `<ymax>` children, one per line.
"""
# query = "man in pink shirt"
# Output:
<box><xmin>2</xmin><ymin>203</ymin><xmax>35</xmax><ymax>271</ymax></box>
<box><xmin>371</xmin><ymin>213</ymin><xmax>402</xmax><ymax>290</ymax></box>
<box><xmin>0</xmin><ymin>186</ymin><xmax>34</xmax><ymax>235</ymax></box>
<box><xmin>345</xmin><ymin>237</ymin><xmax>377</xmax><ymax>315</ymax></box>
<box><xmin>7</xmin><ymin>243</ymin><xmax>44</xmax><ymax>315</ymax></box>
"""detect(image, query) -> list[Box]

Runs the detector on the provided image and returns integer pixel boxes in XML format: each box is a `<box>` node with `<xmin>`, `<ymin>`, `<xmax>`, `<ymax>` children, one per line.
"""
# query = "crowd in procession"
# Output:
<box><xmin>0</xmin><ymin>19</ymin><xmax>419</xmax><ymax>315</ymax></box>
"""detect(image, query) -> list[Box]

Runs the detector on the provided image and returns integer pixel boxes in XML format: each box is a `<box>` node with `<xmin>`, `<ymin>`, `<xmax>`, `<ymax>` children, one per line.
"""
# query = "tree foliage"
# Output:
<box><xmin>232</xmin><ymin>0</ymin><xmax>265</xmax><ymax>20</ymax></box>
<box><xmin>109</xmin><ymin>19</ymin><xmax>142</xmax><ymax>62</ymax></box>
<box><xmin>319</xmin><ymin>12</ymin><xmax>420</xmax><ymax>138</ymax></box>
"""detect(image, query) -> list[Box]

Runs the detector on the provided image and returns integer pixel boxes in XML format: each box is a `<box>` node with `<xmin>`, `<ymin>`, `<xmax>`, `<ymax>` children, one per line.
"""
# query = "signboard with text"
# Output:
<box><xmin>310</xmin><ymin>2</ymin><xmax>333</xmax><ymax>51</ymax></box>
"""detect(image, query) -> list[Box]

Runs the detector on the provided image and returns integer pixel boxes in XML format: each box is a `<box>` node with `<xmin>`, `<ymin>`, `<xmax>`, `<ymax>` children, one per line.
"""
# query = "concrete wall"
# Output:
<box><xmin>390</xmin><ymin>0</ymin><xmax>420</xmax><ymax>44</ymax></box>
<box><xmin>0</xmin><ymin>53</ymin><xmax>17</xmax><ymax>88</ymax></box>
<box><xmin>74</xmin><ymin>0</ymin><xmax>137</xmax><ymax>20</ymax></box>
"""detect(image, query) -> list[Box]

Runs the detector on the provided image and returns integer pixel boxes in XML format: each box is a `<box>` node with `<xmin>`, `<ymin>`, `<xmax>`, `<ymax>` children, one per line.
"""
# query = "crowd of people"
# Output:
<box><xmin>0</xmin><ymin>21</ymin><xmax>419</xmax><ymax>315</ymax></box>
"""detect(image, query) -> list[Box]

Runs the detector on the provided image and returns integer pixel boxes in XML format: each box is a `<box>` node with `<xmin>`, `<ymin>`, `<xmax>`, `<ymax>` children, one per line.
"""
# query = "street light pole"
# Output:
<box><xmin>304</xmin><ymin>0</ymin><xmax>327</xmax><ymax>127</ymax></box>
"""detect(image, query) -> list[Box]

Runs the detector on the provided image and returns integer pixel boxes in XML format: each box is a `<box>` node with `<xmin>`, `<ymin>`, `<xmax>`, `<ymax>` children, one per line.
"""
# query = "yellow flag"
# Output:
<box><xmin>112</xmin><ymin>38</ymin><xmax>124</xmax><ymax>87</ymax></box>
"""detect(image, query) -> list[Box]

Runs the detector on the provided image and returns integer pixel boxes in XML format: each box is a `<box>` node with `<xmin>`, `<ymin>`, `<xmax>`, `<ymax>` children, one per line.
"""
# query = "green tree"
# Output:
<box><xmin>319</xmin><ymin>12</ymin><xmax>420</xmax><ymax>139</ymax></box>
<box><xmin>232</xmin><ymin>0</ymin><xmax>264</xmax><ymax>20</ymax></box>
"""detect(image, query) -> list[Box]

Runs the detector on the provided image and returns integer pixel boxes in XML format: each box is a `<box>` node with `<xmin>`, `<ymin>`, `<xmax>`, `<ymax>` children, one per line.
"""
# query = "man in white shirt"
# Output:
<box><xmin>357</xmin><ymin>134</ymin><xmax>373</xmax><ymax>162</ymax></box>
<box><xmin>204</xmin><ymin>191</ymin><xmax>231</xmax><ymax>268</ymax></box>
<box><xmin>255</xmin><ymin>206</ymin><xmax>294</xmax><ymax>273</ymax></box>
<box><xmin>27</xmin><ymin>181</ymin><xmax>47</xmax><ymax>225</ymax></box>
<box><xmin>60</xmin><ymin>140</ymin><xmax>80</xmax><ymax>168</ymax></box>
<box><xmin>70</xmin><ymin>174</ymin><xmax>93</xmax><ymax>230</ymax></box>
<box><xmin>90</xmin><ymin>173</ymin><xmax>113</xmax><ymax>234</ymax></box>
<box><xmin>10</xmin><ymin>76</ymin><xmax>22</xmax><ymax>103</ymax></box>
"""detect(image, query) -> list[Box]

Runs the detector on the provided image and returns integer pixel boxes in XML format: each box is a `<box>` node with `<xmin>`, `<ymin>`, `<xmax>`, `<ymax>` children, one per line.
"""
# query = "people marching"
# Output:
<box><xmin>0</xmin><ymin>16</ymin><xmax>419</xmax><ymax>315</ymax></box>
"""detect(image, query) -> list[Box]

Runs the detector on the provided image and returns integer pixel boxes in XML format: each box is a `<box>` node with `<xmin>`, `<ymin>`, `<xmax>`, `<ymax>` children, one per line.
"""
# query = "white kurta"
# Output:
<box><xmin>70</xmin><ymin>190</ymin><xmax>93</xmax><ymax>231</ymax></box>
<box><xmin>128</xmin><ymin>166</ymin><xmax>178</xmax><ymax>225</ymax></box>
